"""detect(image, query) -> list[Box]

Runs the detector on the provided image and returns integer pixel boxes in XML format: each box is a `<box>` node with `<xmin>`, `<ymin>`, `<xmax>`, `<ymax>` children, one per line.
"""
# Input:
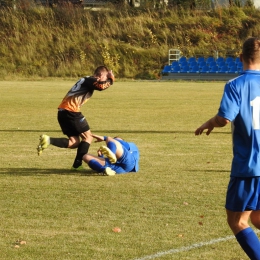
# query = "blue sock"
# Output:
<box><xmin>235</xmin><ymin>227</ymin><xmax>260</xmax><ymax>260</ymax></box>
<box><xmin>107</xmin><ymin>141</ymin><xmax>117</xmax><ymax>154</ymax></box>
<box><xmin>88</xmin><ymin>159</ymin><xmax>105</xmax><ymax>172</ymax></box>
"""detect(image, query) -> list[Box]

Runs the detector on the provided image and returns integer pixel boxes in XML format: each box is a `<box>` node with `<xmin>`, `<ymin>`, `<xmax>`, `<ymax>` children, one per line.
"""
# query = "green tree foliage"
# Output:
<box><xmin>245</xmin><ymin>0</ymin><xmax>254</xmax><ymax>7</ymax></box>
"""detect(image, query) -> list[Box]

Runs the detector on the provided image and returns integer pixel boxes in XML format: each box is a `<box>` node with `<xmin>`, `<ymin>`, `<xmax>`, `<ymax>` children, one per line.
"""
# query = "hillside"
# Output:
<box><xmin>1</xmin><ymin>4</ymin><xmax>260</xmax><ymax>79</ymax></box>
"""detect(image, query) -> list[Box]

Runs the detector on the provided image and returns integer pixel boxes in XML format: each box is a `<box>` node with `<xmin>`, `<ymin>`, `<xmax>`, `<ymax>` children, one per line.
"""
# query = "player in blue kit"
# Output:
<box><xmin>195</xmin><ymin>37</ymin><xmax>260</xmax><ymax>260</ymax></box>
<box><xmin>83</xmin><ymin>134</ymin><xmax>140</xmax><ymax>176</ymax></box>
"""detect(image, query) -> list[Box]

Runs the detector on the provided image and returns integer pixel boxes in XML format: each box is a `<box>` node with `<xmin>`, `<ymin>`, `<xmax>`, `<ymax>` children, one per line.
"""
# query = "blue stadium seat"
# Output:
<box><xmin>189</xmin><ymin>61</ymin><xmax>198</xmax><ymax>68</ymax></box>
<box><xmin>171</xmin><ymin>65</ymin><xmax>181</xmax><ymax>73</ymax></box>
<box><xmin>216</xmin><ymin>57</ymin><xmax>225</xmax><ymax>64</ymax></box>
<box><xmin>197</xmin><ymin>57</ymin><xmax>205</xmax><ymax>64</ymax></box>
<box><xmin>217</xmin><ymin>61</ymin><xmax>225</xmax><ymax>68</ymax></box>
<box><xmin>235</xmin><ymin>57</ymin><xmax>241</xmax><ymax>64</ymax></box>
<box><xmin>187</xmin><ymin>57</ymin><xmax>196</xmax><ymax>64</ymax></box>
<box><xmin>206</xmin><ymin>56</ymin><xmax>215</xmax><ymax>64</ymax></box>
<box><xmin>200</xmin><ymin>66</ymin><xmax>209</xmax><ymax>73</ymax></box>
<box><xmin>180</xmin><ymin>65</ymin><xmax>190</xmax><ymax>73</ymax></box>
<box><xmin>171</xmin><ymin>61</ymin><xmax>179</xmax><ymax>67</ymax></box>
<box><xmin>209</xmin><ymin>65</ymin><xmax>219</xmax><ymax>73</ymax></box>
<box><xmin>227</xmin><ymin>61</ymin><xmax>236</xmax><ymax>68</ymax></box>
<box><xmin>219</xmin><ymin>65</ymin><xmax>229</xmax><ymax>73</ymax></box>
<box><xmin>228</xmin><ymin>66</ymin><xmax>238</xmax><ymax>73</ymax></box>
<box><xmin>189</xmin><ymin>65</ymin><xmax>200</xmax><ymax>73</ymax></box>
<box><xmin>162</xmin><ymin>65</ymin><xmax>171</xmax><ymax>73</ymax></box>
<box><xmin>225</xmin><ymin>57</ymin><xmax>234</xmax><ymax>63</ymax></box>
<box><xmin>179</xmin><ymin>60</ymin><xmax>189</xmax><ymax>68</ymax></box>
<box><xmin>208</xmin><ymin>61</ymin><xmax>217</xmax><ymax>68</ymax></box>
<box><xmin>179</xmin><ymin>57</ymin><xmax>187</xmax><ymax>63</ymax></box>
<box><xmin>237</xmin><ymin>61</ymin><xmax>243</xmax><ymax>69</ymax></box>
<box><xmin>198</xmin><ymin>61</ymin><xmax>207</xmax><ymax>68</ymax></box>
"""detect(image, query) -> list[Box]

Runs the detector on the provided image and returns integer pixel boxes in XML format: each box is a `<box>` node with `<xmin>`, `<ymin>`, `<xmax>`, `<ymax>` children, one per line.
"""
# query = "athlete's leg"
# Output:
<box><xmin>98</xmin><ymin>137</ymin><xmax>124</xmax><ymax>164</ymax></box>
<box><xmin>227</xmin><ymin>210</ymin><xmax>251</xmax><ymax>234</ymax></box>
<box><xmin>37</xmin><ymin>134</ymin><xmax>72</xmax><ymax>155</ymax></box>
<box><xmin>83</xmin><ymin>154</ymin><xmax>105</xmax><ymax>171</ymax></box>
<box><xmin>38</xmin><ymin>135</ymin><xmax>79</xmax><ymax>154</ymax></box>
<box><xmin>227</xmin><ymin>209</ymin><xmax>260</xmax><ymax>260</ymax></box>
<box><xmin>83</xmin><ymin>154</ymin><xmax>115</xmax><ymax>176</ymax></box>
<box><xmin>250</xmin><ymin>210</ymin><xmax>260</xmax><ymax>229</ymax></box>
<box><xmin>72</xmin><ymin>130</ymin><xmax>93</xmax><ymax>169</ymax></box>
<box><xmin>105</xmin><ymin>137</ymin><xmax>124</xmax><ymax>159</ymax></box>
<box><xmin>50</xmin><ymin>135</ymin><xmax>80</xmax><ymax>148</ymax></box>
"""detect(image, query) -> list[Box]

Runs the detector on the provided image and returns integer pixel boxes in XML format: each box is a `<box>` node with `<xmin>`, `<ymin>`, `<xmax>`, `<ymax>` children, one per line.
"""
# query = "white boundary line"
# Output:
<box><xmin>132</xmin><ymin>230</ymin><xmax>260</xmax><ymax>260</ymax></box>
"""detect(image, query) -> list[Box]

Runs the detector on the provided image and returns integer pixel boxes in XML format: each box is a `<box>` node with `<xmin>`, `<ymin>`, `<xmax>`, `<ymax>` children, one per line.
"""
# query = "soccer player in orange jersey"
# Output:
<box><xmin>37</xmin><ymin>65</ymin><xmax>115</xmax><ymax>170</ymax></box>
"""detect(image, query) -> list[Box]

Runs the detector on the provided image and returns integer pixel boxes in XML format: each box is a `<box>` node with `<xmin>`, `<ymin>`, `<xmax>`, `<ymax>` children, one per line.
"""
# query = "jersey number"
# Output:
<box><xmin>70</xmin><ymin>78</ymin><xmax>85</xmax><ymax>93</ymax></box>
<box><xmin>250</xmin><ymin>96</ymin><xmax>260</xmax><ymax>129</ymax></box>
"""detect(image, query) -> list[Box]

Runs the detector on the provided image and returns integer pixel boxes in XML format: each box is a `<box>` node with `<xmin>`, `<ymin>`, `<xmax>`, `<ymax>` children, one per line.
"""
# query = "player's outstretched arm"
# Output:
<box><xmin>92</xmin><ymin>134</ymin><xmax>105</xmax><ymax>142</ymax></box>
<box><xmin>195</xmin><ymin>115</ymin><xmax>229</xmax><ymax>136</ymax></box>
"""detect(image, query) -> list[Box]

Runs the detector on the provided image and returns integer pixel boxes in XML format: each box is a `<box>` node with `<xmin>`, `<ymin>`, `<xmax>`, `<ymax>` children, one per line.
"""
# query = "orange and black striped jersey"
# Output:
<box><xmin>58</xmin><ymin>76</ymin><xmax>113</xmax><ymax>112</ymax></box>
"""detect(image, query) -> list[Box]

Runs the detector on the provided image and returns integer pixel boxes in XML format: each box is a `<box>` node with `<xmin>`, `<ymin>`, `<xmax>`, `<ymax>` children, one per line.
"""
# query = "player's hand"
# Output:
<box><xmin>107</xmin><ymin>70</ymin><xmax>115</xmax><ymax>81</ymax></box>
<box><xmin>97</xmin><ymin>148</ymin><xmax>102</xmax><ymax>156</ymax></box>
<box><xmin>195</xmin><ymin>122</ymin><xmax>214</xmax><ymax>136</ymax></box>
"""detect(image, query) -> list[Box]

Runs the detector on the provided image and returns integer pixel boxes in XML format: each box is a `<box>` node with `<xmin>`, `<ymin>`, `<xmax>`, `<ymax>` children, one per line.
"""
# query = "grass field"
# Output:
<box><xmin>0</xmin><ymin>80</ymin><xmax>251</xmax><ymax>260</ymax></box>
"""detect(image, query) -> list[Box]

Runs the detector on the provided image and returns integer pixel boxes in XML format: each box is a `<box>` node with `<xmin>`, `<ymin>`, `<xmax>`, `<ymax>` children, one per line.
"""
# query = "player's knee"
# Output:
<box><xmin>68</xmin><ymin>138</ymin><xmax>80</xmax><ymax>148</ymax></box>
<box><xmin>227</xmin><ymin>216</ymin><xmax>248</xmax><ymax>232</ymax></box>
<box><xmin>82</xmin><ymin>154</ymin><xmax>89</xmax><ymax>163</ymax></box>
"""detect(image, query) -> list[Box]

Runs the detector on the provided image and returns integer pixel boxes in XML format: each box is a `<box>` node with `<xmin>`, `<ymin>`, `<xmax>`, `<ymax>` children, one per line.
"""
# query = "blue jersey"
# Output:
<box><xmin>218</xmin><ymin>70</ymin><xmax>260</xmax><ymax>177</ymax></box>
<box><xmin>114</xmin><ymin>139</ymin><xmax>140</xmax><ymax>173</ymax></box>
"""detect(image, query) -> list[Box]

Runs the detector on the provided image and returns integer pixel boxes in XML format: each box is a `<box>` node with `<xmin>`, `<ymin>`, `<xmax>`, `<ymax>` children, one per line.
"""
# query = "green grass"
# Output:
<box><xmin>0</xmin><ymin>80</ymin><xmax>250</xmax><ymax>259</ymax></box>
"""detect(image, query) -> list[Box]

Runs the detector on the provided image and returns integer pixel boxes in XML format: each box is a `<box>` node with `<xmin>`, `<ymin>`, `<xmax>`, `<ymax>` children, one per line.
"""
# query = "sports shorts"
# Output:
<box><xmin>225</xmin><ymin>176</ymin><xmax>260</xmax><ymax>212</ymax></box>
<box><xmin>104</xmin><ymin>145</ymin><xmax>135</xmax><ymax>174</ymax></box>
<box><xmin>57</xmin><ymin>109</ymin><xmax>90</xmax><ymax>137</ymax></box>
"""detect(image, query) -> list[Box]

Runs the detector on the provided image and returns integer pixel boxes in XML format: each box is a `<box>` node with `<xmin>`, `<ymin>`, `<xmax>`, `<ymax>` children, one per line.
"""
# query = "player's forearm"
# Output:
<box><xmin>210</xmin><ymin>115</ymin><xmax>230</xmax><ymax>127</ymax></box>
<box><xmin>94</xmin><ymin>75</ymin><xmax>114</xmax><ymax>91</ymax></box>
<box><xmin>92</xmin><ymin>134</ymin><xmax>106</xmax><ymax>141</ymax></box>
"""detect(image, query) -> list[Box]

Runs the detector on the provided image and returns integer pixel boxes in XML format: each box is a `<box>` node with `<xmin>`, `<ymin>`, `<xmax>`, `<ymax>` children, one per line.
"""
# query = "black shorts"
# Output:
<box><xmin>57</xmin><ymin>109</ymin><xmax>90</xmax><ymax>137</ymax></box>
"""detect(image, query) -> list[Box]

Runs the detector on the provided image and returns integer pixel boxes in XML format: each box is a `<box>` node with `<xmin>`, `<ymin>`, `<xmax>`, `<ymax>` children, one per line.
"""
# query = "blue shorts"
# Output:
<box><xmin>225</xmin><ymin>176</ymin><xmax>260</xmax><ymax>212</ymax></box>
<box><xmin>104</xmin><ymin>145</ymin><xmax>135</xmax><ymax>174</ymax></box>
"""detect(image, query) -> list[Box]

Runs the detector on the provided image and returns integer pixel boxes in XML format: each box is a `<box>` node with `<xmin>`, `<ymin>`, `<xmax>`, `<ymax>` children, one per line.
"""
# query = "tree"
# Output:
<box><xmin>245</xmin><ymin>0</ymin><xmax>254</xmax><ymax>7</ymax></box>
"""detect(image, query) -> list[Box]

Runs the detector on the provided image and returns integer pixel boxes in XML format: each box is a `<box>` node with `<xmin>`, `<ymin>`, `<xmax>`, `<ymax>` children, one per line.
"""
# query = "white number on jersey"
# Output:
<box><xmin>250</xmin><ymin>96</ymin><xmax>260</xmax><ymax>129</ymax></box>
<box><xmin>70</xmin><ymin>78</ymin><xmax>85</xmax><ymax>93</ymax></box>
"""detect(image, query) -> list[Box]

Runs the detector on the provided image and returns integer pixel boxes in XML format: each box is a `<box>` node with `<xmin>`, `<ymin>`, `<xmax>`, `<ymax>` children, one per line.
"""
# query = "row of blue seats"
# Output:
<box><xmin>163</xmin><ymin>65</ymin><xmax>242</xmax><ymax>73</ymax></box>
<box><xmin>175</xmin><ymin>60</ymin><xmax>242</xmax><ymax>68</ymax></box>
<box><xmin>168</xmin><ymin>66</ymin><xmax>242</xmax><ymax>74</ymax></box>
<box><xmin>162</xmin><ymin>56</ymin><xmax>243</xmax><ymax>74</ymax></box>
<box><xmin>175</xmin><ymin>56</ymin><xmax>241</xmax><ymax>65</ymax></box>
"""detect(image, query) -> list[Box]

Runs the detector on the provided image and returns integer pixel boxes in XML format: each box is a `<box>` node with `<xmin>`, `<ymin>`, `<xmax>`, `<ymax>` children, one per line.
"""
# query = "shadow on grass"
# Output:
<box><xmin>0</xmin><ymin>168</ymin><xmax>105</xmax><ymax>177</ymax></box>
<box><xmin>191</xmin><ymin>169</ymin><xmax>230</xmax><ymax>173</ymax></box>
<box><xmin>0</xmin><ymin>129</ymin><xmax>231</xmax><ymax>134</ymax></box>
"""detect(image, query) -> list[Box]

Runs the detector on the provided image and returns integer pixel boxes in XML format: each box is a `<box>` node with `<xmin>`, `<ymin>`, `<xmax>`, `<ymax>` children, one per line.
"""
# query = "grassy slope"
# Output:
<box><xmin>0</xmin><ymin>4</ymin><xmax>260</xmax><ymax>79</ymax></box>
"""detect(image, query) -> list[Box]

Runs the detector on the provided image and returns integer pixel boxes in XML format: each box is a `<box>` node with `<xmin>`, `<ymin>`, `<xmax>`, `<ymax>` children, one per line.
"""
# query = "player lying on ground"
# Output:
<box><xmin>82</xmin><ymin>134</ymin><xmax>140</xmax><ymax>176</ymax></box>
